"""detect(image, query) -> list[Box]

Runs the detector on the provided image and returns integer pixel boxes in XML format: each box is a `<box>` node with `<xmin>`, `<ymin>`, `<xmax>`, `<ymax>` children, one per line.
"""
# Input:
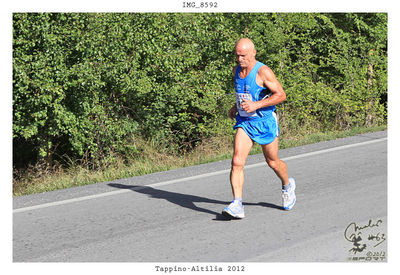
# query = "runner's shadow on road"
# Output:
<box><xmin>108</xmin><ymin>183</ymin><xmax>282</xmax><ymax>221</ymax></box>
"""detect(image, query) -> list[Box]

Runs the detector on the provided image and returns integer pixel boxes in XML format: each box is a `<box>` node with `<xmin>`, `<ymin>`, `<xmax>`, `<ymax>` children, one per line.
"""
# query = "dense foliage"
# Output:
<box><xmin>13</xmin><ymin>13</ymin><xmax>387</xmax><ymax>168</ymax></box>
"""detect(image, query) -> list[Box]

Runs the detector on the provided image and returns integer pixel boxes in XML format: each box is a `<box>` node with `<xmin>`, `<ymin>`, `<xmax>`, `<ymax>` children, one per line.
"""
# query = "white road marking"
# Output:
<box><xmin>13</xmin><ymin>137</ymin><xmax>387</xmax><ymax>213</ymax></box>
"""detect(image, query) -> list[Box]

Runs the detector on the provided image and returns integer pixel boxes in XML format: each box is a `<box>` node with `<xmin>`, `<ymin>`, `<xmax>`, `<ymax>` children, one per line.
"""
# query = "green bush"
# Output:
<box><xmin>12</xmin><ymin>13</ymin><xmax>387</xmax><ymax>169</ymax></box>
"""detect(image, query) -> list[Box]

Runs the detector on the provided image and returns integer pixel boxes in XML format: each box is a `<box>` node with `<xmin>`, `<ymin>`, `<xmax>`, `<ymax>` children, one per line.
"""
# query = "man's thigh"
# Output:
<box><xmin>233</xmin><ymin>128</ymin><xmax>254</xmax><ymax>162</ymax></box>
<box><xmin>261</xmin><ymin>137</ymin><xmax>279</xmax><ymax>161</ymax></box>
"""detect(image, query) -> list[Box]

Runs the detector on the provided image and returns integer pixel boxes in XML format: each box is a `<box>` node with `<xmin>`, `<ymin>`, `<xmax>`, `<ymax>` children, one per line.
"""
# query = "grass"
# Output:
<box><xmin>13</xmin><ymin>125</ymin><xmax>387</xmax><ymax>197</ymax></box>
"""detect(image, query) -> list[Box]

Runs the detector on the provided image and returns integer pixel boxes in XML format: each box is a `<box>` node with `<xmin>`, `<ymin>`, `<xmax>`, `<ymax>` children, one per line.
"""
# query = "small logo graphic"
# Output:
<box><xmin>344</xmin><ymin>219</ymin><xmax>386</xmax><ymax>261</ymax></box>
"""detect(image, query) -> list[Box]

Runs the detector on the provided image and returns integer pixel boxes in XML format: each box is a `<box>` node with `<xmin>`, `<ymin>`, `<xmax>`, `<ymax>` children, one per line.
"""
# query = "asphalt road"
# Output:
<box><xmin>13</xmin><ymin>131</ymin><xmax>387</xmax><ymax>262</ymax></box>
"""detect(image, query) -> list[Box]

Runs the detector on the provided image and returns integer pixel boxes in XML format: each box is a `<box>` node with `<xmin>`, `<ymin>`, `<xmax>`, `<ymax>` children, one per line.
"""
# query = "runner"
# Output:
<box><xmin>222</xmin><ymin>38</ymin><xmax>296</xmax><ymax>219</ymax></box>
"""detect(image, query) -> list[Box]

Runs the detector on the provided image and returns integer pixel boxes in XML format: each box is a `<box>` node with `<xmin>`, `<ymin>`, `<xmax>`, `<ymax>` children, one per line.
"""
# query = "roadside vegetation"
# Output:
<box><xmin>13</xmin><ymin>13</ymin><xmax>387</xmax><ymax>196</ymax></box>
<box><xmin>13</xmin><ymin>125</ymin><xmax>386</xmax><ymax>196</ymax></box>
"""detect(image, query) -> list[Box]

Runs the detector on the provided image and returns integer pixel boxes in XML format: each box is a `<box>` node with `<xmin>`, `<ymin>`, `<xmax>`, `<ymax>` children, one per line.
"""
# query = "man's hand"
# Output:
<box><xmin>240</xmin><ymin>99</ymin><xmax>259</xmax><ymax>113</ymax></box>
<box><xmin>228</xmin><ymin>105</ymin><xmax>237</xmax><ymax>119</ymax></box>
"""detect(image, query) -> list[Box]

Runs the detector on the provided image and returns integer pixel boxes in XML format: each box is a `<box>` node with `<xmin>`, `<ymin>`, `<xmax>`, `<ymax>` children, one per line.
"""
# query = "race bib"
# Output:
<box><xmin>236</xmin><ymin>92</ymin><xmax>257</xmax><ymax>117</ymax></box>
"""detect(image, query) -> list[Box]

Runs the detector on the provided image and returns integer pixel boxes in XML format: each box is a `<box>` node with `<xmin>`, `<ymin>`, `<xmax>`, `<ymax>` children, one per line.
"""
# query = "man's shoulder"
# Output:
<box><xmin>257</xmin><ymin>63</ymin><xmax>274</xmax><ymax>78</ymax></box>
<box><xmin>257</xmin><ymin>61</ymin><xmax>271</xmax><ymax>72</ymax></box>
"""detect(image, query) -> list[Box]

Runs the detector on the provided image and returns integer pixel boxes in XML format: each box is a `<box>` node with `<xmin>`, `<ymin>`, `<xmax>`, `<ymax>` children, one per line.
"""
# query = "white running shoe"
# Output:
<box><xmin>282</xmin><ymin>178</ymin><xmax>296</xmax><ymax>210</ymax></box>
<box><xmin>222</xmin><ymin>200</ymin><xmax>245</xmax><ymax>219</ymax></box>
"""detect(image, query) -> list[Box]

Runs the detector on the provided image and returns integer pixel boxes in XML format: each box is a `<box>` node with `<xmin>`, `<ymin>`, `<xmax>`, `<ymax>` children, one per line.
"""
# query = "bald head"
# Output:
<box><xmin>235</xmin><ymin>38</ymin><xmax>257</xmax><ymax>69</ymax></box>
<box><xmin>235</xmin><ymin>38</ymin><xmax>255</xmax><ymax>52</ymax></box>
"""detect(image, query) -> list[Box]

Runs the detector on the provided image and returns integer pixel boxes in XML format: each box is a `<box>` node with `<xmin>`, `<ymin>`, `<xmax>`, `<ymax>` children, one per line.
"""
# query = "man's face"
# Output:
<box><xmin>235</xmin><ymin>46</ymin><xmax>256</xmax><ymax>69</ymax></box>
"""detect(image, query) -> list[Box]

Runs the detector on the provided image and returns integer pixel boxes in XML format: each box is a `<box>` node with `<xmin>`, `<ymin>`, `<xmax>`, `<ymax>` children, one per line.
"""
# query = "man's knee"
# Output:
<box><xmin>266</xmin><ymin>158</ymin><xmax>282</xmax><ymax>170</ymax></box>
<box><xmin>232</xmin><ymin>154</ymin><xmax>246</xmax><ymax>170</ymax></box>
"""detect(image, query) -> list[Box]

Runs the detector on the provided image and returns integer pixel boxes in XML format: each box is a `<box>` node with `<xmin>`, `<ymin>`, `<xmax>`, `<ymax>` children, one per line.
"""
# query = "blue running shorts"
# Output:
<box><xmin>233</xmin><ymin>112</ymin><xmax>279</xmax><ymax>145</ymax></box>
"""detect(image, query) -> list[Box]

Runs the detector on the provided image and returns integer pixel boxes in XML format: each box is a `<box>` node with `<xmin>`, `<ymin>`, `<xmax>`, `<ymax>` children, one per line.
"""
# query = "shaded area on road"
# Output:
<box><xmin>108</xmin><ymin>183</ymin><xmax>283</xmax><ymax>221</ymax></box>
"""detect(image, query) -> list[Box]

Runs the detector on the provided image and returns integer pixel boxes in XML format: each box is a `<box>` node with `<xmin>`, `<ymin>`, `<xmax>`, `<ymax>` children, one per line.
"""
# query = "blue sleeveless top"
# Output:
<box><xmin>234</xmin><ymin>61</ymin><xmax>275</xmax><ymax>120</ymax></box>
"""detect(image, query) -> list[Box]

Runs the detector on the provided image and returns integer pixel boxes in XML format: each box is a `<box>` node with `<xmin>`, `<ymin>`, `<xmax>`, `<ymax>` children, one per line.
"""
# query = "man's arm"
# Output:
<box><xmin>240</xmin><ymin>66</ymin><xmax>286</xmax><ymax>113</ymax></box>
